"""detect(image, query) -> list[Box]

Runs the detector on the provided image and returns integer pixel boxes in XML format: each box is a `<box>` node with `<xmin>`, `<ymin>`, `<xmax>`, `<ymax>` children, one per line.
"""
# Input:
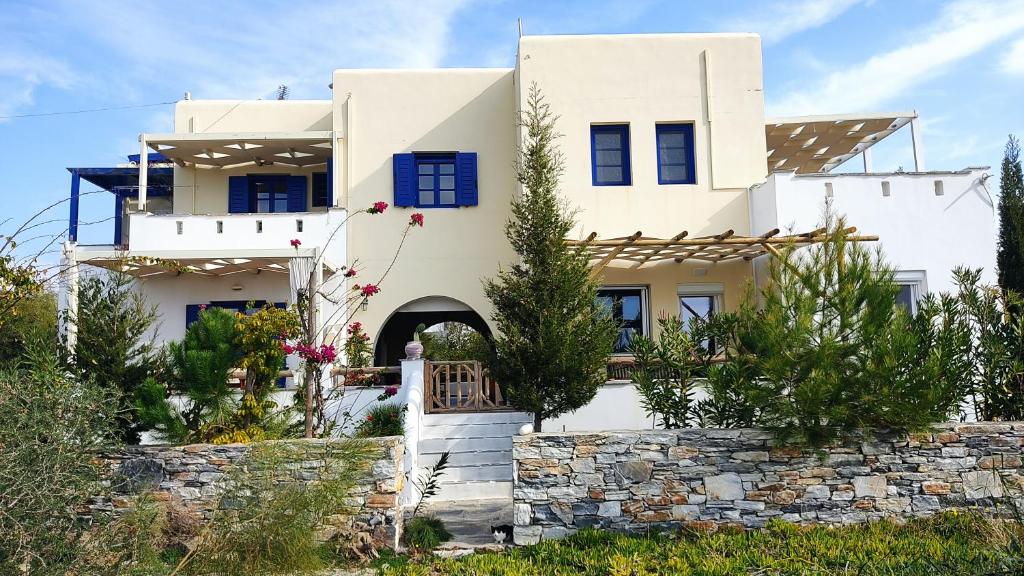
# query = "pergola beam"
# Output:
<box><xmin>589</xmin><ymin>230</ymin><xmax>642</xmax><ymax>278</ymax></box>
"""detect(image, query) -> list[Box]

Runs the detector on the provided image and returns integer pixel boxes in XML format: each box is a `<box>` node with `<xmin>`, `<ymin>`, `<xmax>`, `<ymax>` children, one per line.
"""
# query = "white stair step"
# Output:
<box><xmin>422</xmin><ymin>411</ymin><xmax>532</xmax><ymax>426</ymax></box>
<box><xmin>426</xmin><ymin>464</ymin><xmax>511</xmax><ymax>483</ymax></box>
<box><xmin>420</xmin><ymin>422</ymin><xmax>526</xmax><ymax>440</ymax></box>
<box><xmin>420</xmin><ymin>450</ymin><xmax>511</xmax><ymax>467</ymax></box>
<box><xmin>420</xmin><ymin>436</ymin><xmax>512</xmax><ymax>454</ymax></box>
<box><xmin>431</xmin><ymin>481</ymin><xmax>512</xmax><ymax>501</ymax></box>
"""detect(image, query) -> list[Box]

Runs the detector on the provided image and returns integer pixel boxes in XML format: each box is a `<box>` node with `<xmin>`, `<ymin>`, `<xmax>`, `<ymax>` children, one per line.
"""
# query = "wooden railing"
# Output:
<box><xmin>606</xmin><ymin>356</ymin><xmax>681</xmax><ymax>383</ymax></box>
<box><xmin>424</xmin><ymin>360</ymin><xmax>510</xmax><ymax>413</ymax></box>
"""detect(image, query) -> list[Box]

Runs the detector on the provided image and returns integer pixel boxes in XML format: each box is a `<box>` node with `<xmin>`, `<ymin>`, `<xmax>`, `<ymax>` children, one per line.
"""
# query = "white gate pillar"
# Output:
<box><xmin>398</xmin><ymin>358</ymin><xmax>425</xmax><ymax>507</ymax></box>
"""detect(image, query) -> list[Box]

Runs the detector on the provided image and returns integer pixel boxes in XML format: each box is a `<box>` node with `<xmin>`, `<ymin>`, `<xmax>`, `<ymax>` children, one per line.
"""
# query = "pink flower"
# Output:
<box><xmin>410</xmin><ymin>213</ymin><xmax>424</xmax><ymax>227</ymax></box>
<box><xmin>361</xmin><ymin>284</ymin><xmax>380</xmax><ymax>297</ymax></box>
<box><xmin>367</xmin><ymin>201</ymin><xmax>389</xmax><ymax>214</ymax></box>
<box><xmin>347</xmin><ymin>322</ymin><xmax>363</xmax><ymax>334</ymax></box>
<box><xmin>344</xmin><ymin>267</ymin><xmax>357</xmax><ymax>278</ymax></box>
<box><xmin>290</xmin><ymin>238</ymin><xmax>302</xmax><ymax>248</ymax></box>
<box><xmin>384</xmin><ymin>386</ymin><xmax>398</xmax><ymax>397</ymax></box>
<box><xmin>198</xmin><ymin>303</ymin><xmax>207</xmax><ymax>311</ymax></box>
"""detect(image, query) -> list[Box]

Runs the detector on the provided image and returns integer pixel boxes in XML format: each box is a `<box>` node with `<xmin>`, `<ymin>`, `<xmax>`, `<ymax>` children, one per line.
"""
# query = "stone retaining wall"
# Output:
<box><xmin>512</xmin><ymin>424</ymin><xmax>1024</xmax><ymax>544</ymax></box>
<box><xmin>93</xmin><ymin>436</ymin><xmax>405</xmax><ymax>547</ymax></box>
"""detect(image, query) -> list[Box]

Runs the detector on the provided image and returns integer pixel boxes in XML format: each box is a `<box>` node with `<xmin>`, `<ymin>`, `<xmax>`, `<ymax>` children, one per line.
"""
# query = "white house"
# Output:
<box><xmin>59</xmin><ymin>32</ymin><xmax>997</xmax><ymax>498</ymax></box>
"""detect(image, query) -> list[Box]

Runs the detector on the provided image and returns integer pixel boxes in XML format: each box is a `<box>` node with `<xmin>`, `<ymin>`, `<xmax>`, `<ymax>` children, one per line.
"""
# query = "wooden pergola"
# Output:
<box><xmin>568</xmin><ymin>227</ymin><xmax>879</xmax><ymax>276</ymax></box>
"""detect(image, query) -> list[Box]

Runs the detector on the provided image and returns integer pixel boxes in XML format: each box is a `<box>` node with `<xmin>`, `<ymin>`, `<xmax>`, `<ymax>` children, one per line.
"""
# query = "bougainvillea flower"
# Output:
<box><xmin>367</xmin><ymin>201</ymin><xmax>389</xmax><ymax>214</ymax></box>
<box><xmin>361</xmin><ymin>284</ymin><xmax>380</xmax><ymax>297</ymax></box>
<box><xmin>410</xmin><ymin>213</ymin><xmax>424</xmax><ymax>227</ymax></box>
<box><xmin>290</xmin><ymin>238</ymin><xmax>302</xmax><ymax>248</ymax></box>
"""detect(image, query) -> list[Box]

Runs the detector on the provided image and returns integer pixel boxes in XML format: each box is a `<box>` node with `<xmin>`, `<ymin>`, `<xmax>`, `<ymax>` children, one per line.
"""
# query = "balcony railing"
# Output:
<box><xmin>424</xmin><ymin>360</ymin><xmax>510</xmax><ymax>413</ymax></box>
<box><xmin>124</xmin><ymin>210</ymin><xmax>344</xmax><ymax>252</ymax></box>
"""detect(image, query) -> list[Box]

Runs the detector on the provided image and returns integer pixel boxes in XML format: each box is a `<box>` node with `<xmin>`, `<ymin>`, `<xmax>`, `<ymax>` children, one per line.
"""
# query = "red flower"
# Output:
<box><xmin>366</xmin><ymin>414</ymin><xmax>374</xmax><ymax>421</ymax></box>
<box><xmin>344</xmin><ymin>267</ymin><xmax>357</xmax><ymax>278</ymax></box>
<box><xmin>347</xmin><ymin>322</ymin><xmax>363</xmax><ymax>334</ymax></box>
<box><xmin>367</xmin><ymin>201</ymin><xmax>389</xmax><ymax>214</ymax></box>
<box><xmin>290</xmin><ymin>238</ymin><xmax>302</xmax><ymax>248</ymax></box>
<box><xmin>198</xmin><ymin>303</ymin><xmax>207</xmax><ymax>311</ymax></box>
<box><xmin>361</xmin><ymin>284</ymin><xmax>380</xmax><ymax>297</ymax></box>
<box><xmin>384</xmin><ymin>386</ymin><xmax>399</xmax><ymax>397</ymax></box>
<box><xmin>410</xmin><ymin>213</ymin><xmax>424</xmax><ymax>227</ymax></box>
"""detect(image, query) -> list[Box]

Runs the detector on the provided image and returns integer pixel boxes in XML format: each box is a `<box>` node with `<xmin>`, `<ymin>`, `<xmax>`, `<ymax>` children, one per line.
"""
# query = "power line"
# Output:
<box><xmin>0</xmin><ymin>100</ymin><xmax>177</xmax><ymax>120</ymax></box>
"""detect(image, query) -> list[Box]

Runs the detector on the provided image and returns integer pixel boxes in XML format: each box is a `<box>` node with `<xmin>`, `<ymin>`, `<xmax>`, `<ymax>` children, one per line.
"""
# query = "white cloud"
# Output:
<box><xmin>769</xmin><ymin>0</ymin><xmax>1024</xmax><ymax>116</ymax></box>
<box><xmin>1001</xmin><ymin>37</ymin><xmax>1024</xmax><ymax>75</ymax></box>
<box><xmin>723</xmin><ymin>0</ymin><xmax>865</xmax><ymax>45</ymax></box>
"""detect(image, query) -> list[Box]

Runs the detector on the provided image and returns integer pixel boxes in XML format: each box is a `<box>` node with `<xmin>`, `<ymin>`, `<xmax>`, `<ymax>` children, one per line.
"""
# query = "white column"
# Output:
<box><xmin>59</xmin><ymin>241</ymin><xmax>79</xmax><ymax>351</ymax></box>
<box><xmin>861</xmin><ymin>147</ymin><xmax>873</xmax><ymax>173</ymax></box>
<box><xmin>398</xmin><ymin>358</ymin><xmax>425</xmax><ymax>507</ymax></box>
<box><xmin>910</xmin><ymin>117</ymin><xmax>925</xmax><ymax>172</ymax></box>
<box><xmin>138</xmin><ymin>135</ymin><xmax>149</xmax><ymax>211</ymax></box>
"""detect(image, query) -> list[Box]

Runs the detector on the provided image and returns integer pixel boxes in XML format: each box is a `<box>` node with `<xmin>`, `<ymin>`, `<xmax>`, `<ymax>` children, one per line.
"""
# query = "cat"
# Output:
<box><xmin>491</xmin><ymin>524</ymin><xmax>514</xmax><ymax>544</ymax></box>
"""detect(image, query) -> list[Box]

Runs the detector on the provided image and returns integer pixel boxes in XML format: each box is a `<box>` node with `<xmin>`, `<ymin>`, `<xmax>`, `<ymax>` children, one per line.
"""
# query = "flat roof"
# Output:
<box><xmin>766</xmin><ymin>112</ymin><xmax>917</xmax><ymax>174</ymax></box>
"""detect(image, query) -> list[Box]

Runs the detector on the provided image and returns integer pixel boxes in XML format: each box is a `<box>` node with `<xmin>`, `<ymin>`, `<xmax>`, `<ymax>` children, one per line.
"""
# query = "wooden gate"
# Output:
<box><xmin>424</xmin><ymin>360</ymin><xmax>509</xmax><ymax>413</ymax></box>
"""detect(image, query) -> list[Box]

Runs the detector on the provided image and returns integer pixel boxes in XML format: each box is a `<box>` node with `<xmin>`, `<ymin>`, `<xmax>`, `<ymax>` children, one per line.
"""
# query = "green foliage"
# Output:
<box><xmin>0</xmin><ymin>344</ymin><xmax>120</xmax><ymax>575</ymax></box>
<box><xmin>0</xmin><ymin>290</ymin><xmax>56</xmax><ymax>365</ymax></box>
<box><xmin>998</xmin><ymin>135</ymin><xmax>1024</xmax><ymax>295</ymax></box>
<box><xmin>234</xmin><ymin>302</ymin><xmax>300</xmax><ymax>399</ymax></box>
<box><xmin>630</xmin><ymin>315</ymin><xmax>715</xmax><ymax>428</ymax></box>
<box><xmin>65</xmin><ymin>270</ymin><xmax>160</xmax><ymax>444</ymax></box>
<box><xmin>483</xmin><ymin>84</ymin><xmax>618</xmax><ymax>431</ymax></box>
<box><xmin>403</xmin><ymin>516</ymin><xmax>451</xmax><ymax>550</ymax></box>
<box><xmin>953</xmin><ymin>267</ymin><xmax>1024</xmax><ymax>420</ymax></box>
<box><xmin>381</xmin><ymin>514</ymin><xmax>1010</xmax><ymax>576</ymax></box>
<box><xmin>138</xmin><ymin>306</ymin><xmax>241</xmax><ymax>443</ymax></box>
<box><xmin>412</xmin><ymin>451</ymin><xmax>450</xmax><ymax>518</ymax></box>
<box><xmin>176</xmin><ymin>439</ymin><xmax>375</xmax><ymax>575</ymax></box>
<box><xmin>344</xmin><ymin>321</ymin><xmax>373</xmax><ymax>369</ymax></box>
<box><xmin>355</xmin><ymin>402</ymin><xmax>406</xmax><ymax>438</ymax></box>
<box><xmin>420</xmin><ymin>322</ymin><xmax>490</xmax><ymax>362</ymax></box>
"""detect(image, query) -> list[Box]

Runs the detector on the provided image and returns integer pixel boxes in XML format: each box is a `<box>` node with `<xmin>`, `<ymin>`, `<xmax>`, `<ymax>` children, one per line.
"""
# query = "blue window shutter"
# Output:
<box><xmin>393</xmin><ymin>153</ymin><xmax>416</xmax><ymax>207</ymax></box>
<box><xmin>185</xmin><ymin>304</ymin><xmax>202</xmax><ymax>329</ymax></box>
<box><xmin>286</xmin><ymin>175</ymin><xmax>307</xmax><ymax>212</ymax></box>
<box><xmin>326</xmin><ymin>158</ymin><xmax>334</xmax><ymax>207</ymax></box>
<box><xmin>455</xmin><ymin>152</ymin><xmax>478</xmax><ymax>206</ymax></box>
<box><xmin>228</xmin><ymin>176</ymin><xmax>249</xmax><ymax>213</ymax></box>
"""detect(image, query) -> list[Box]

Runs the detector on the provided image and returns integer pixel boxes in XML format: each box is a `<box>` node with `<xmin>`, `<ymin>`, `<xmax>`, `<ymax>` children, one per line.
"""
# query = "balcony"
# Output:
<box><xmin>125</xmin><ymin>210</ymin><xmax>346</xmax><ymax>252</ymax></box>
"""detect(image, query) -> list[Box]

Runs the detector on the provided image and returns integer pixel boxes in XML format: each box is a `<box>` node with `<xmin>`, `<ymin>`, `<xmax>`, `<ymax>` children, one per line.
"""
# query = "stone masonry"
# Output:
<box><xmin>93</xmin><ymin>436</ymin><xmax>405</xmax><ymax>547</ymax></box>
<box><xmin>512</xmin><ymin>423</ymin><xmax>1024</xmax><ymax>545</ymax></box>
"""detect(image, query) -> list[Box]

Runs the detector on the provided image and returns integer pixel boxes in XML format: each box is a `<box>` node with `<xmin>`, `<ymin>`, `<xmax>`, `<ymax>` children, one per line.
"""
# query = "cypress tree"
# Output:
<box><xmin>483</xmin><ymin>84</ymin><xmax>618</xmax><ymax>432</ymax></box>
<box><xmin>997</xmin><ymin>135</ymin><xmax>1024</xmax><ymax>294</ymax></box>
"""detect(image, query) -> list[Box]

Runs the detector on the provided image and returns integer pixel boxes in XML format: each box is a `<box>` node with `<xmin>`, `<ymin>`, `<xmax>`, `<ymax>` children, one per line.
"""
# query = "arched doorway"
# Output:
<box><xmin>374</xmin><ymin>296</ymin><xmax>492</xmax><ymax>366</ymax></box>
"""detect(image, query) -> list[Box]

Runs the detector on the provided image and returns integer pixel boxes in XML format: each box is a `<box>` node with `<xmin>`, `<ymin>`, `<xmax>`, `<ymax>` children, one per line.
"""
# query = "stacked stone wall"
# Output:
<box><xmin>93</xmin><ymin>437</ymin><xmax>404</xmax><ymax>546</ymax></box>
<box><xmin>512</xmin><ymin>424</ymin><xmax>1024</xmax><ymax>544</ymax></box>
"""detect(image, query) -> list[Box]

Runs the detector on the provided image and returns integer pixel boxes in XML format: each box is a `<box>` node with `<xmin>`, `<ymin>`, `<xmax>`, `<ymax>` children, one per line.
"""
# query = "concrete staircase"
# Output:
<box><xmin>417</xmin><ymin>411</ymin><xmax>532</xmax><ymax>500</ymax></box>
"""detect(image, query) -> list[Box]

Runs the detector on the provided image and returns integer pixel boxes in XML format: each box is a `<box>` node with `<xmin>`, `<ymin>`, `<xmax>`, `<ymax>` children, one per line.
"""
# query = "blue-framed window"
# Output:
<box><xmin>415</xmin><ymin>154</ymin><xmax>458</xmax><ymax>207</ymax></box>
<box><xmin>591</xmin><ymin>124</ymin><xmax>631</xmax><ymax>186</ymax></box>
<box><xmin>251</xmin><ymin>175</ymin><xmax>289</xmax><ymax>213</ymax></box>
<box><xmin>656</xmin><ymin>124</ymin><xmax>696</xmax><ymax>185</ymax></box>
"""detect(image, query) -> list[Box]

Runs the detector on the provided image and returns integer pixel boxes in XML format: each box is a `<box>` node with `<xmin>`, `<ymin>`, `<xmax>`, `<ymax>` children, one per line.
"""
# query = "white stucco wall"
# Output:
<box><xmin>332</xmin><ymin>69</ymin><xmax>518</xmax><ymax>342</ymax></box>
<box><xmin>750</xmin><ymin>168</ymin><xmax>998</xmax><ymax>295</ymax></box>
<box><xmin>517</xmin><ymin>33</ymin><xmax>767</xmax><ymax>240</ymax></box>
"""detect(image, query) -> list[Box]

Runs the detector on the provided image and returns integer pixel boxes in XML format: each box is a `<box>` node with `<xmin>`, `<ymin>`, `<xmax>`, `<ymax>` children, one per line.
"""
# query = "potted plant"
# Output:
<box><xmin>405</xmin><ymin>323</ymin><xmax>426</xmax><ymax>360</ymax></box>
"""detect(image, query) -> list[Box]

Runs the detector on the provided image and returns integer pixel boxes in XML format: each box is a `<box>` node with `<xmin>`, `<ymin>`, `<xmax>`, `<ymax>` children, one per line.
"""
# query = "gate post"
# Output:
<box><xmin>398</xmin><ymin>358</ymin><xmax>425</xmax><ymax>507</ymax></box>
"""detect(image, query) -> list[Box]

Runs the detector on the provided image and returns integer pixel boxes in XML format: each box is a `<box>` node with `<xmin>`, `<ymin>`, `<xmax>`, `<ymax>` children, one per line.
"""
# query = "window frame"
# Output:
<box><xmin>656</xmin><ymin>123</ymin><xmax>697</xmax><ymax>185</ymax></box>
<box><xmin>248</xmin><ymin>174</ymin><xmax>290</xmax><ymax>214</ymax></box>
<box><xmin>894</xmin><ymin>270</ymin><xmax>927</xmax><ymax>315</ymax></box>
<box><xmin>596</xmin><ymin>285</ymin><xmax>650</xmax><ymax>355</ymax></box>
<box><xmin>590</xmin><ymin>124</ymin><xmax>632</xmax><ymax>186</ymax></box>
<box><xmin>414</xmin><ymin>153</ymin><xmax>459</xmax><ymax>209</ymax></box>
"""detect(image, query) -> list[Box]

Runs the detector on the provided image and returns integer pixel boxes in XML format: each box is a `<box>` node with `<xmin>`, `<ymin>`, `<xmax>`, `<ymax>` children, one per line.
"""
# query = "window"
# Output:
<box><xmin>656</xmin><ymin>124</ymin><xmax>696</xmax><ymax>184</ymax></box>
<box><xmin>894</xmin><ymin>271</ymin><xmax>927</xmax><ymax>315</ymax></box>
<box><xmin>596</xmin><ymin>287</ymin><xmax>648</xmax><ymax>354</ymax></box>
<box><xmin>312</xmin><ymin>172</ymin><xmax>329</xmax><ymax>207</ymax></box>
<box><xmin>250</xmin><ymin>175</ymin><xmax>289</xmax><ymax>213</ymax></box>
<box><xmin>678</xmin><ymin>283</ymin><xmax>722</xmax><ymax>348</ymax></box>
<box><xmin>591</xmin><ymin>124</ymin><xmax>631</xmax><ymax>186</ymax></box>
<box><xmin>416</xmin><ymin>154</ymin><xmax>458</xmax><ymax>207</ymax></box>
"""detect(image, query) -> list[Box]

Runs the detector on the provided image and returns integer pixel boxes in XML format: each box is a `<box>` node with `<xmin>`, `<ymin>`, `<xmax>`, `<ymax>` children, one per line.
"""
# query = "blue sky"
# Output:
<box><xmin>2</xmin><ymin>0</ymin><xmax>1023</xmax><ymax>264</ymax></box>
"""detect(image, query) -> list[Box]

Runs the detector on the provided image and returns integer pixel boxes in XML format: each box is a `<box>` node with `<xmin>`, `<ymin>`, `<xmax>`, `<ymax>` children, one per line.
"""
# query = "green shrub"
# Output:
<box><xmin>0</xmin><ymin>344</ymin><xmax>119</xmax><ymax>575</ymax></box>
<box><xmin>174</xmin><ymin>439</ymin><xmax>374</xmax><ymax>576</ymax></box>
<box><xmin>382</xmin><ymin>514</ymin><xmax>1008</xmax><ymax>575</ymax></box>
<box><xmin>355</xmin><ymin>402</ymin><xmax>406</xmax><ymax>438</ymax></box>
<box><xmin>403</xmin><ymin>516</ymin><xmax>451</xmax><ymax>550</ymax></box>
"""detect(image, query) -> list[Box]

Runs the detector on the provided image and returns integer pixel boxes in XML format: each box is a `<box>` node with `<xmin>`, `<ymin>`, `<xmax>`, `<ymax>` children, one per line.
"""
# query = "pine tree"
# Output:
<box><xmin>483</xmin><ymin>84</ymin><xmax>618</xmax><ymax>432</ymax></box>
<box><xmin>998</xmin><ymin>135</ymin><xmax>1024</xmax><ymax>294</ymax></box>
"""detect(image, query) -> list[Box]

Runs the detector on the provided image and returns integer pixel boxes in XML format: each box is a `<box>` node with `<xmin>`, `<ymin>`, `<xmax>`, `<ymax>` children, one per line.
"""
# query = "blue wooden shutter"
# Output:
<box><xmin>326</xmin><ymin>158</ymin><xmax>334</xmax><ymax>207</ymax></box>
<box><xmin>286</xmin><ymin>175</ymin><xmax>307</xmax><ymax>212</ymax></box>
<box><xmin>185</xmin><ymin>304</ymin><xmax>202</xmax><ymax>329</ymax></box>
<box><xmin>228</xmin><ymin>176</ymin><xmax>249</xmax><ymax>213</ymax></box>
<box><xmin>455</xmin><ymin>152</ymin><xmax>478</xmax><ymax>206</ymax></box>
<box><xmin>393</xmin><ymin>153</ymin><xmax>416</xmax><ymax>207</ymax></box>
